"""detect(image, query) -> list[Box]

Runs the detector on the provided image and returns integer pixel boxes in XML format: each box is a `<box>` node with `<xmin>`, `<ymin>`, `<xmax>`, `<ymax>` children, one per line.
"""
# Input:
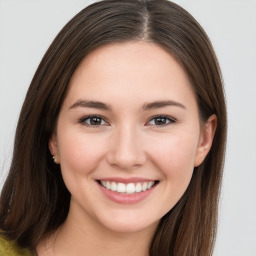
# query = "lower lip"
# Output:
<box><xmin>97</xmin><ymin>183</ymin><xmax>157</xmax><ymax>204</ymax></box>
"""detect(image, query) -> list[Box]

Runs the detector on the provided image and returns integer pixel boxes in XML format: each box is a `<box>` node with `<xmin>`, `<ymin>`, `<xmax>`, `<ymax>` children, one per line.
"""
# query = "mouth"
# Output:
<box><xmin>97</xmin><ymin>180</ymin><xmax>159</xmax><ymax>195</ymax></box>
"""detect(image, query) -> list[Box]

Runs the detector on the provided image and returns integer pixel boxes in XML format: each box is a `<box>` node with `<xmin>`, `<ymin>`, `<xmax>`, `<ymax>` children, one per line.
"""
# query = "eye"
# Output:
<box><xmin>80</xmin><ymin>115</ymin><xmax>109</xmax><ymax>127</ymax></box>
<box><xmin>147</xmin><ymin>115</ymin><xmax>176</xmax><ymax>126</ymax></box>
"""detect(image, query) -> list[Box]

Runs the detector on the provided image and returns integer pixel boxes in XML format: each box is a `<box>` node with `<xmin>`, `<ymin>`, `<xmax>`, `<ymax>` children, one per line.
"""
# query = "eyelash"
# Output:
<box><xmin>79</xmin><ymin>115</ymin><xmax>109</xmax><ymax>127</ymax></box>
<box><xmin>147</xmin><ymin>115</ymin><xmax>176</xmax><ymax>127</ymax></box>
<box><xmin>79</xmin><ymin>115</ymin><xmax>176</xmax><ymax>127</ymax></box>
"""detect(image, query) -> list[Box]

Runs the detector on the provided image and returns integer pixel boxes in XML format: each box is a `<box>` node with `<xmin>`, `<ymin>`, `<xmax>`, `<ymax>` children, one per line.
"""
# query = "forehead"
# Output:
<box><xmin>71</xmin><ymin>41</ymin><xmax>186</xmax><ymax>81</ymax></box>
<box><xmin>65</xmin><ymin>41</ymin><xmax>196</xmax><ymax>109</ymax></box>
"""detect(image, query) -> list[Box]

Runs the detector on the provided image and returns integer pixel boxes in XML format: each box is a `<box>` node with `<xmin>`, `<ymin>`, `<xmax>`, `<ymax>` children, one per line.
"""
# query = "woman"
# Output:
<box><xmin>0</xmin><ymin>0</ymin><xmax>227</xmax><ymax>255</ymax></box>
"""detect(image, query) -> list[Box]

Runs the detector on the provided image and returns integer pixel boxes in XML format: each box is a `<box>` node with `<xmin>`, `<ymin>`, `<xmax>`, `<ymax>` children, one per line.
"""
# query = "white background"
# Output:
<box><xmin>0</xmin><ymin>1</ymin><xmax>255</xmax><ymax>255</ymax></box>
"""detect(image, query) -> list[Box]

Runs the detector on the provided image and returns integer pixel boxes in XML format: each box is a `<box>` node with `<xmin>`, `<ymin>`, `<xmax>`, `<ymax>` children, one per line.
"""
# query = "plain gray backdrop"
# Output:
<box><xmin>0</xmin><ymin>1</ymin><xmax>256</xmax><ymax>255</ymax></box>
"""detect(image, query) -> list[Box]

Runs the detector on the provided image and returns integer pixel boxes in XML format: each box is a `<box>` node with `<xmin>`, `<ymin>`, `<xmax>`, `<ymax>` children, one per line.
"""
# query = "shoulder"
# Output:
<box><xmin>0</xmin><ymin>235</ymin><xmax>34</xmax><ymax>256</ymax></box>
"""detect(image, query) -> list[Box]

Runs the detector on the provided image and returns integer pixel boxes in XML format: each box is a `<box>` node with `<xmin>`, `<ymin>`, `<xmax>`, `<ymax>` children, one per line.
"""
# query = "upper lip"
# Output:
<box><xmin>97</xmin><ymin>177</ymin><xmax>158</xmax><ymax>184</ymax></box>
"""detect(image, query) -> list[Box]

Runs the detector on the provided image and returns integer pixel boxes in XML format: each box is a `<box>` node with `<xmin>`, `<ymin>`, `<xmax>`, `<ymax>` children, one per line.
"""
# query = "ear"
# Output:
<box><xmin>194</xmin><ymin>114</ymin><xmax>217</xmax><ymax>167</ymax></box>
<box><xmin>49</xmin><ymin>133</ymin><xmax>60</xmax><ymax>164</ymax></box>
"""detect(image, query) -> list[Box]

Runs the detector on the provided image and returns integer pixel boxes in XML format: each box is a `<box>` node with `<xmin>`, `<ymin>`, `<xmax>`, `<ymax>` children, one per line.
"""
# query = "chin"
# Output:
<box><xmin>95</xmin><ymin>212</ymin><xmax>159</xmax><ymax>235</ymax></box>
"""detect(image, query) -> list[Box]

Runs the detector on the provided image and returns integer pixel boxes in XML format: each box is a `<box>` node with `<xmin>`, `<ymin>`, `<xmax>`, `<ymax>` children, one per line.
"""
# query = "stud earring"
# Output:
<box><xmin>52</xmin><ymin>155</ymin><xmax>59</xmax><ymax>164</ymax></box>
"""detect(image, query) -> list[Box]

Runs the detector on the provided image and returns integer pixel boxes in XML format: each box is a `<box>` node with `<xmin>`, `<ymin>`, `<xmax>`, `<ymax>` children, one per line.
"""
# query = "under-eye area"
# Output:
<box><xmin>97</xmin><ymin>180</ymin><xmax>160</xmax><ymax>194</ymax></box>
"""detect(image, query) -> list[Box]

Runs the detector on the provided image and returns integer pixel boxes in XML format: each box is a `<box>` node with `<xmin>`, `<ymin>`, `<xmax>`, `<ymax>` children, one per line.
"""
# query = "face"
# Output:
<box><xmin>50</xmin><ymin>41</ymin><xmax>216</xmax><ymax>235</ymax></box>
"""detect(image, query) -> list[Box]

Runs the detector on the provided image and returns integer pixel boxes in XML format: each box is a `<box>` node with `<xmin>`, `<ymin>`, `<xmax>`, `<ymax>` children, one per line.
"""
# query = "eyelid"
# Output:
<box><xmin>146</xmin><ymin>115</ymin><xmax>176</xmax><ymax>126</ymax></box>
<box><xmin>78</xmin><ymin>114</ymin><xmax>176</xmax><ymax>127</ymax></box>
<box><xmin>79</xmin><ymin>115</ymin><xmax>110</xmax><ymax>127</ymax></box>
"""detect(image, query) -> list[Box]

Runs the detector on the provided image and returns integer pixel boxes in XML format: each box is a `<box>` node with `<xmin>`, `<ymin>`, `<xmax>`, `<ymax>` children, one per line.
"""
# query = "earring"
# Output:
<box><xmin>52</xmin><ymin>155</ymin><xmax>59</xmax><ymax>164</ymax></box>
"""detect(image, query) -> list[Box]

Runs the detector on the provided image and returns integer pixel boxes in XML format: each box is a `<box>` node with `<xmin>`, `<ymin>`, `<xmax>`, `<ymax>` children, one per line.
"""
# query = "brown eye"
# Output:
<box><xmin>147</xmin><ymin>115</ymin><xmax>175</xmax><ymax>126</ymax></box>
<box><xmin>89</xmin><ymin>117</ymin><xmax>103</xmax><ymax>125</ymax></box>
<box><xmin>80</xmin><ymin>115</ymin><xmax>108</xmax><ymax>126</ymax></box>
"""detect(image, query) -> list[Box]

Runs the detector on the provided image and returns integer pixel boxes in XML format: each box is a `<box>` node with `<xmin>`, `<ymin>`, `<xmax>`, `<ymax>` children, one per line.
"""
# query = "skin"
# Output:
<box><xmin>37</xmin><ymin>41</ymin><xmax>216</xmax><ymax>256</ymax></box>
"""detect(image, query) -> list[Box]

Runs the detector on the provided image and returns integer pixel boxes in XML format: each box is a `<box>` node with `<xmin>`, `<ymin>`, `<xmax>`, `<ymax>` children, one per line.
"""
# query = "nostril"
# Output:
<box><xmin>106</xmin><ymin>152</ymin><xmax>147</xmax><ymax>170</ymax></box>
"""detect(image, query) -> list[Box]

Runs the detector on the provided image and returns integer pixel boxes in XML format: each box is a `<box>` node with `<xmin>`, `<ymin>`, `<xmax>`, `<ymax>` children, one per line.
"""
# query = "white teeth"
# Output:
<box><xmin>126</xmin><ymin>183</ymin><xmax>136</xmax><ymax>194</ymax></box>
<box><xmin>106</xmin><ymin>181</ymin><xmax>111</xmax><ymax>189</ymax></box>
<box><xmin>110</xmin><ymin>182</ymin><xmax>117</xmax><ymax>191</ymax></box>
<box><xmin>117</xmin><ymin>183</ymin><xmax>126</xmax><ymax>193</ymax></box>
<box><xmin>142</xmin><ymin>182</ymin><xmax>148</xmax><ymax>191</ymax></box>
<box><xmin>100</xmin><ymin>181</ymin><xmax>156</xmax><ymax>194</ymax></box>
<box><xmin>147</xmin><ymin>181</ymin><xmax>154</xmax><ymax>189</ymax></box>
<box><xmin>135</xmin><ymin>183</ymin><xmax>142</xmax><ymax>193</ymax></box>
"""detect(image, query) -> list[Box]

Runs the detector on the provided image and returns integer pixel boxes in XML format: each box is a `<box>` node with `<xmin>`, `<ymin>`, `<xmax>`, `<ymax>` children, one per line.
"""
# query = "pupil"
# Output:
<box><xmin>155</xmin><ymin>117</ymin><xmax>166</xmax><ymax>125</ymax></box>
<box><xmin>91</xmin><ymin>117</ymin><xmax>101</xmax><ymax>125</ymax></box>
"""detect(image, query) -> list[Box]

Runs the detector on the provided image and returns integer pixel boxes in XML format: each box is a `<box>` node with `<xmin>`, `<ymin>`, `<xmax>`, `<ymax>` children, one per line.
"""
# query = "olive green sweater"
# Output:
<box><xmin>0</xmin><ymin>236</ymin><xmax>35</xmax><ymax>256</ymax></box>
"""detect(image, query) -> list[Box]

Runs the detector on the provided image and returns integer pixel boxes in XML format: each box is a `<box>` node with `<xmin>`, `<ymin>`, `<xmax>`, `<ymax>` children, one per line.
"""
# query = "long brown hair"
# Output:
<box><xmin>0</xmin><ymin>0</ymin><xmax>227</xmax><ymax>255</ymax></box>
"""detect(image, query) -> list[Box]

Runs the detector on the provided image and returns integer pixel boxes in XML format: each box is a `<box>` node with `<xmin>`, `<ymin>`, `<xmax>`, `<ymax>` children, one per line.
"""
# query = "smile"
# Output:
<box><xmin>99</xmin><ymin>180</ymin><xmax>157</xmax><ymax>194</ymax></box>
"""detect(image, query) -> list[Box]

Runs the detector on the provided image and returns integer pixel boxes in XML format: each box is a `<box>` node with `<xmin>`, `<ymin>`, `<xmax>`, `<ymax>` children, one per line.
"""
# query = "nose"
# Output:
<box><xmin>106</xmin><ymin>124</ymin><xmax>146</xmax><ymax>171</ymax></box>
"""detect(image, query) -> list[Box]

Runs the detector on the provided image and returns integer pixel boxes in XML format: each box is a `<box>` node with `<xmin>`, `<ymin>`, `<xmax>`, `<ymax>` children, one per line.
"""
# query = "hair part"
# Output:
<box><xmin>0</xmin><ymin>1</ymin><xmax>227</xmax><ymax>255</ymax></box>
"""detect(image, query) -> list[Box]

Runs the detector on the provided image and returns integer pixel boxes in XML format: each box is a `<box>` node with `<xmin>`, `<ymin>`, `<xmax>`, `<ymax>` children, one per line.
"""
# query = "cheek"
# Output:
<box><xmin>148</xmin><ymin>133</ymin><xmax>198</xmax><ymax>180</ymax></box>
<box><xmin>57</xmin><ymin>129</ymin><xmax>106</xmax><ymax>176</ymax></box>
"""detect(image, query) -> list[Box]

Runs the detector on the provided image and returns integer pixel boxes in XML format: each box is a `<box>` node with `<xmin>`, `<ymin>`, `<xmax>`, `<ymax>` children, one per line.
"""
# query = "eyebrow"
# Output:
<box><xmin>142</xmin><ymin>100</ymin><xmax>186</xmax><ymax>110</ymax></box>
<box><xmin>70</xmin><ymin>99</ymin><xmax>111</xmax><ymax>111</ymax></box>
<box><xmin>69</xmin><ymin>99</ymin><xmax>186</xmax><ymax>111</ymax></box>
